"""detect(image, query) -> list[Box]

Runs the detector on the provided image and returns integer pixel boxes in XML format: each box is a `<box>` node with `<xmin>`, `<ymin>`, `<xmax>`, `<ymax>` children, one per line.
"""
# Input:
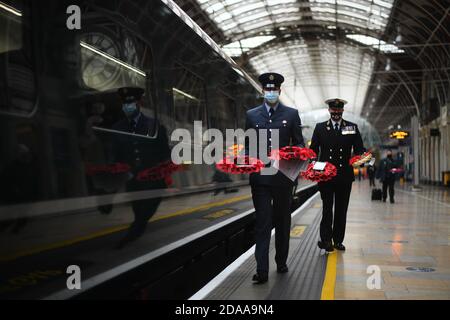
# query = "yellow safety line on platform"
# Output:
<box><xmin>321</xmin><ymin>251</ymin><xmax>337</xmax><ymax>300</ymax></box>
<box><xmin>0</xmin><ymin>194</ymin><xmax>252</xmax><ymax>262</ymax></box>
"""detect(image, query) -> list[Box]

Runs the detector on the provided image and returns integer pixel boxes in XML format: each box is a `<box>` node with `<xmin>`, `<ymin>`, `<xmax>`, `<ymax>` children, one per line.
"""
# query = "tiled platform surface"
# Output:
<box><xmin>335</xmin><ymin>181</ymin><xmax>450</xmax><ymax>300</ymax></box>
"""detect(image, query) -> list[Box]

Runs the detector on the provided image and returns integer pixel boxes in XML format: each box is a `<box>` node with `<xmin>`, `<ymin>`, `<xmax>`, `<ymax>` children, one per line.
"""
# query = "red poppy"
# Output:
<box><xmin>216</xmin><ymin>156</ymin><xmax>265</xmax><ymax>174</ymax></box>
<box><xmin>271</xmin><ymin>146</ymin><xmax>317</xmax><ymax>161</ymax></box>
<box><xmin>85</xmin><ymin>162</ymin><xmax>131</xmax><ymax>176</ymax></box>
<box><xmin>136</xmin><ymin>161</ymin><xmax>182</xmax><ymax>182</ymax></box>
<box><xmin>349</xmin><ymin>151</ymin><xmax>372</xmax><ymax>166</ymax></box>
<box><xmin>301</xmin><ymin>162</ymin><xmax>337</xmax><ymax>182</ymax></box>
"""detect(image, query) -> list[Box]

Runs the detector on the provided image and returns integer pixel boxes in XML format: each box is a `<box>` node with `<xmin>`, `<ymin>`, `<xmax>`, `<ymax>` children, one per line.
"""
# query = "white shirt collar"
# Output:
<box><xmin>331</xmin><ymin>118</ymin><xmax>342</xmax><ymax>128</ymax></box>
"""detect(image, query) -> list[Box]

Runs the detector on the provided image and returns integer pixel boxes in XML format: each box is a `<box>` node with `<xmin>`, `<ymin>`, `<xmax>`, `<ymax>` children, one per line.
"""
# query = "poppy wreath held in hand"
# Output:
<box><xmin>136</xmin><ymin>160</ymin><xmax>182</xmax><ymax>182</ymax></box>
<box><xmin>85</xmin><ymin>162</ymin><xmax>131</xmax><ymax>176</ymax></box>
<box><xmin>349</xmin><ymin>151</ymin><xmax>372</xmax><ymax>167</ymax></box>
<box><xmin>271</xmin><ymin>146</ymin><xmax>317</xmax><ymax>161</ymax></box>
<box><xmin>216</xmin><ymin>155</ymin><xmax>265</xmax><ymax>174</ymax></box>
<box><xmin>301</xmin><ymin>162</ymin><xmax>337</xmax><ymax>182</ymax></box>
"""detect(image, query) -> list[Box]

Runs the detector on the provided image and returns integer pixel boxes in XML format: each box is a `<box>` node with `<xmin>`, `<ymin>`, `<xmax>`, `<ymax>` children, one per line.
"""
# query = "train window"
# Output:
<box><xmin>80</xmin><ymin>32</ymin><xmax>148</xmax><ymax>93</ymax></box>
<box><xmin>79</xmin><ymin>27</ymin><xmax>159</xmax><ymax>138</ymax></box>
<box><xmin>172</xmin><ymin>64</ymin><xmax>207</xmax><ymax>139</ymax></box>
<box><xmin>0</xmin><ymin>0</ymin><xmax>36</xmax><ymax>116</ymax></box>
<box><xmin>209</xmin><ymin>90</ymin><xmax>237</xmax><ymax>134</ymax></box>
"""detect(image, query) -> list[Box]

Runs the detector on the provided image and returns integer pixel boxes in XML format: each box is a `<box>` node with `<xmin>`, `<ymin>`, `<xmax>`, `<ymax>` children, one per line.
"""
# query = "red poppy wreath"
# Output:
<box><xmin>349</xmin><ymin>151</ymin><xmax>372</xmax><ymax>167</ymax></box>
<box><xmin>136</xmin><ymin>160</ymin><xmax>182</xmax><ymax>182</ymax></box>
<box><xmin>271</xmin><ymin>146</ymin><xmax>317</xmax><ymax>161</ymax></box>
<box><xmin>85</xmin><ymin>162</ymin><xmax>131</xmax><ymax>176</ymax></box>
<box><xmin>301</xmin><ymin>162</ymin><xmax>337</xmax><ymax>182</ymax></box>
<box><xmin>216</xmin><ymin>156</ymin><xmax>265</xmax><ymax>174</ymax></box>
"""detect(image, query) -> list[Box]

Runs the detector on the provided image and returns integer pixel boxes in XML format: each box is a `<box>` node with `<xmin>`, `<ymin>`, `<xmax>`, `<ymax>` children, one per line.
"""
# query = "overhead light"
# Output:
<box><xmin>394</xmin><ymin>24</ymin><xmax>402</xmax><ymax>44</ymax></box>
<box><xmin>173</xmin><ymin>88</ymin><xmax>199</xmax><ymax>101</ymax></box>
<box><xmin>376</xmin><ymin>80</ymin><xmax>381</xmax><ymax>90</ymax></box>
<box><xmin>0</xmin><ymin>1</ymin><xmax>22</xmax><ymax>16</ymax></box>
<box><xmin>346</xmin><ymin>34</ymin><xmax>404</xmax><ymax>53</ymax></box>
<box><xmin>327</xmin><ymin>25</ymin><xmax>337</xmax><ymax>29</ymax></box>
<box><xmin>372</xmin><ymin>97</ymin><xmax>376</xmax><ymax>103</ymax></box>
<box><xmin>80</xmin><ymin>41</ymin><xmax>146</xmax><ymax>77</ymax></box>
<box><xmin>385</xmin><ymin>58</ymin><xmax>391</xmax><ymax>71</ymax></box>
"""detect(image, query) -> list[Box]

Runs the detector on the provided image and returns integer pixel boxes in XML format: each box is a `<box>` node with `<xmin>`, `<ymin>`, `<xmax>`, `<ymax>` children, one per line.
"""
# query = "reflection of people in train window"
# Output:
<box><xmin>212</xmin><ymin>169</ymin><xmax>238</xmax><ymax>196</ymax></box>
<box><xmin>112</xmin><ymin>87</ymin><xmax>171</xmax><ymax>249</ymax></box>
<box><xmin>80</xmin><ymin>102</ymin><xmax>119</xmax><ymax>214</ymax></box>
<box><xmin>0</xmin><ymin>144</ymin><xmax>39</xmax><ymax>233</ymax></box>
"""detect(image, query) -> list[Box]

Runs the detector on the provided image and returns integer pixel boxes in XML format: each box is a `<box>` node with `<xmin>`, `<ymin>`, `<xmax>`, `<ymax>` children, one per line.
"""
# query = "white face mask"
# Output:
<box><xmin>264</xmin><ymin>91</ymin><xmax>279</xmax><ymax>104</ymax></box>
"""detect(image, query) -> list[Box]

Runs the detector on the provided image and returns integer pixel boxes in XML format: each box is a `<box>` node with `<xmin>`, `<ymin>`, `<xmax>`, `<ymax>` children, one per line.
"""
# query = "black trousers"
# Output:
<box><xmin>318</xmin><ymin>181</ymin><xmax>352</xmax><ymax>244</ymax></box>
<box><xmin>251</xmin><ymin>184</ymin><xmax>293</xmax><ymax>274</ymax></box>
<box><xmin>382</xmin><ymin>179</ymin><xmax>395</xmax><ymax>201</ymax></box>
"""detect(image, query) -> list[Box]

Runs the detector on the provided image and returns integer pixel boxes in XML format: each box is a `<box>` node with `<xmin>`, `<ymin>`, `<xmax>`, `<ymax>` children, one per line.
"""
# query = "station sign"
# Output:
<box><xmin>390</xmin><ymin>130</ymin><xmax>409</xmax><ymax>140</ymax></box>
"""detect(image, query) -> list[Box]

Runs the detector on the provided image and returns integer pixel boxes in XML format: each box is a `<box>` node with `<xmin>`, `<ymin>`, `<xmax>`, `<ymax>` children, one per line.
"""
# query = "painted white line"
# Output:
<box><xmin>189</xmin><ymin>191</ymin><xmax>320</xmax><ymax>300</ymax></box>
<box><xmin>396</xmin><ymin>188</ymin><xmax>450</xmax><ymax>208</ymax></box>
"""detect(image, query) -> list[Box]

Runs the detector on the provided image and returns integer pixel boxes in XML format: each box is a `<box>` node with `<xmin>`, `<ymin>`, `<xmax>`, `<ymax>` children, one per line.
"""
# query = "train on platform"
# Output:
<box><xmin>0</xmin><ymin>0</ymin><xmax>316</xmax><ymax>299</ymax></box>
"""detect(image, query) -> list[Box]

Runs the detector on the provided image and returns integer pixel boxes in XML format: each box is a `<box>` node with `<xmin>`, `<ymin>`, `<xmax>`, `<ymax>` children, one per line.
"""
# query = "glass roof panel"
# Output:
<box><xmin>197</xmin><ymin>0</ymin><xmax>394</xmax><ymax>39</ymax></box>
<box><xmin>194</xmin><ymin>0</ymin><xmax>395</xmax><ymax>115</ymax></box>
<box><xmin>248</xmin><ymin>39</ymin><xmax>375</xmax><ymax>115</ymax></box>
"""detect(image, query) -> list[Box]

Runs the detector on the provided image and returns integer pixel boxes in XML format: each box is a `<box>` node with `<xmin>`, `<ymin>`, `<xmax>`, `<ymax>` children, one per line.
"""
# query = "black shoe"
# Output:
<box><xmin>382</xmin><ymin>198</ymin><xmax>386</xmax><ymax>202</ymax></box>
<box><xmin>277</xmin><ymin>265</ymin><xmax>288</xmax><ymax>274</ymax></box>
<box><xmin>318</xmin><ymin>241</ymin><xmax>334</xmax><ymax>252</ymax></box>
<box><xmin>334</xmin><ymin>243</ymin><xmax>346</xmax><ymax>251</ymax></box>
<box><xmin>252</xmin><ymin>273</ymin><xmax>268</xmax><ymax>284</ymax></box>
<box><xmin>390</xmin><ymin>199</ymin><xmax>395</xmax><ymax>203</ymax></box>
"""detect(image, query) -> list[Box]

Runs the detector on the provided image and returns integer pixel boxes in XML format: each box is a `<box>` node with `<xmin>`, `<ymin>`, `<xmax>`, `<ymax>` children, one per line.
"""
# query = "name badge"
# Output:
<box><xmin>342</xmin><ymin>126</ymin><xmax>356</xmax><ymax>135</ymax></box>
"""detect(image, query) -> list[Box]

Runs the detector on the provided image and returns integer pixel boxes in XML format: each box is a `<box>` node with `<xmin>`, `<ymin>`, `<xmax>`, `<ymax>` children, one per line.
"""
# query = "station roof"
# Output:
<box><xmin>176</xmin><ymin>0</ymin><xmax>450</xmax><ymax>135</ymax></box>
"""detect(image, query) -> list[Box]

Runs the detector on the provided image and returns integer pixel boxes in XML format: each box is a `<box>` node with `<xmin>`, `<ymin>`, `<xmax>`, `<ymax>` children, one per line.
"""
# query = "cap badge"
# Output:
<box><xmin>269</xmin><ymin>75</ymin><xmax>274</xmax><ymax>80</ymax></box>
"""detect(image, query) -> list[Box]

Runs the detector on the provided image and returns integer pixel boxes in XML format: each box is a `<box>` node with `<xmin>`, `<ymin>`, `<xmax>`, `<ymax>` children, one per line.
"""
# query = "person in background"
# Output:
<box><xmin>368</xmin><ymin>164</ymin><xmax>376</xmax><ymax>187</ymax></box>
<box><xmin>376</xmin><ymin>150</ymin><xmax>398</xmax><ymax>203</ymax></box>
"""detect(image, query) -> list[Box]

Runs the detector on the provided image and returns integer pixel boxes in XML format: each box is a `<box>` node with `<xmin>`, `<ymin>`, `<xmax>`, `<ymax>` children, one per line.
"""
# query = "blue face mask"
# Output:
<box><xmin>122</xmin><ymin>102</ymin><xmax>138</xmax><ymax>117</ymax></box>
<box><xmin>264</xmin><ymin>91</ymin><xmax>279</xmax><ymax>104</ymax></box>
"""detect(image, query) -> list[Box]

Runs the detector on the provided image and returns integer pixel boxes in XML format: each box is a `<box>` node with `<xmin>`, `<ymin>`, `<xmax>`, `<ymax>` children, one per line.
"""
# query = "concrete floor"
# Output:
<box><xmin>334</xmin><ymin>180</ymin><xmax>450</xmax><ymax>300</ymax></box>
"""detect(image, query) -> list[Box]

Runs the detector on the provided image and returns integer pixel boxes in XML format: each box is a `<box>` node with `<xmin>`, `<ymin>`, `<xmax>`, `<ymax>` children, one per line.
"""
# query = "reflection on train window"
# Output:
<box><xmin>172</xmin><ymin>64</ymin><xmax>207</xmax><ymax>138</ymax></box>
<box><xmin>80</xmin><ymin>32</ymin><xmax>148</xmax><ymax>92</ymax></box>
<box><xmin>0</xmin><ymin>0</ymin><xmax>36</xmax><ymax>115</ymax></box>
<box><xmin>209</xmin><ymin>90</ymin><xmax>236</xmax><ymax>134</ymax></box>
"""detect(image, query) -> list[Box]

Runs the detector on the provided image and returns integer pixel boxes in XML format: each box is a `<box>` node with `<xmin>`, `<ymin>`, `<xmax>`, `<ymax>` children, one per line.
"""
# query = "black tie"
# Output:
<box><xmin>269</xmin><ymin>108</ymin><xmax>275</xmax><ymax>118</ymax></box>
<box><xmin>334</xmin><ymin>123</ymin><xmax>339</xmax><ymax>132</ymax></box>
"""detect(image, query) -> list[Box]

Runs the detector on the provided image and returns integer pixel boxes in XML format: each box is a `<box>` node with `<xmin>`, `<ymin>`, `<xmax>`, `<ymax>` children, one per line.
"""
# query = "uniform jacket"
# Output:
<box><xmin>244</xmin><ymin>103</ymin><xmax>305</xmax><ymax>186</ymax></box>
<box><xmin>310</xmin><ymin>119</ymin><xmax>365</xmax><ymax>184</ymax></box>
<box><xmin>112</xmin><ymin>113</ymin><xmax>171</xmax><ymax>189</ymax></box>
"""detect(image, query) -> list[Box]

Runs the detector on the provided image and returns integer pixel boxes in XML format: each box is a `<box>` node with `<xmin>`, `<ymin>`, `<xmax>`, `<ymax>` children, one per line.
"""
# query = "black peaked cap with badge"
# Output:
<box><xmin>117</xmin><ymin>87</ymin><xmax>145</xmax><ymax>103</ymax></box>
<box><xmin>325</xmin><ymin>98</ymin><xmax>348</xmax><ymax>109</ymax></box>
<box><xmin>258</xmin><ymin>72</ymin><xmax>284</xmax><ymax>90</ymax></box>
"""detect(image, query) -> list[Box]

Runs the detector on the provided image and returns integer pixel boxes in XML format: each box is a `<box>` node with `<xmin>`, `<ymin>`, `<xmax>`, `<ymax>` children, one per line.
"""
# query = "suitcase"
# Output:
<box><xmin>371</xmin><ymin>188</ymin><xmax>382</xmax><ymax>201</ymax></box>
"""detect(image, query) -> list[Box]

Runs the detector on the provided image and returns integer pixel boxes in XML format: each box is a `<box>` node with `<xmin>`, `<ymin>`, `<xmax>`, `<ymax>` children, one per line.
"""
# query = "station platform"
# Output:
<box><xmin>191</xmin><ymin>181</ymin><xmax>450</xmax><ymax>300</ymax></box>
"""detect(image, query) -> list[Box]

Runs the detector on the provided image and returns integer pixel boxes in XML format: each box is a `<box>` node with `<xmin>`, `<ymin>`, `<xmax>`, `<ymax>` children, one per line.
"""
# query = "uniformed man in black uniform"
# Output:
<box><xmin>245</xmin><ymin>73</ymin><xmax>305</xmax><ymax>284</ymax></box>
<box><xmin>310</xmin><ymin>98</ymin><xmax>365</xmax><ymax>252</ymax></box>
<box><xmin>113</xmin><ymin>87</ymin><xmax>171</xmax><ymax>248</ymax></box>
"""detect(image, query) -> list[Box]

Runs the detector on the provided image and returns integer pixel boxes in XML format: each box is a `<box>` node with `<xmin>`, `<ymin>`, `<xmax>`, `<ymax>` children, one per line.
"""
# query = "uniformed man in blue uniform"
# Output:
<box><xmin>245</xmin><ymin>73</ymin><xmax>305</xmax><ymax>284</ymax></box>
<box><xmin>112</xmin><ymin>87</ymin><xmax>171</xmax><ymax>248</ymax></box>
<box><xmin>310</xmin><ymin>98</ymin><xmax>365</xmax><ymax>252</ymax></box>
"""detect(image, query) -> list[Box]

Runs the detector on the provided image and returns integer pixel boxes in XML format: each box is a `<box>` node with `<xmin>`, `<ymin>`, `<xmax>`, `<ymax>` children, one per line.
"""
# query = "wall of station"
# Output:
<box><xmin>419</xmin><ymin>104</ymin><xmax>450</xmax><ymax>185</ymax></box>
